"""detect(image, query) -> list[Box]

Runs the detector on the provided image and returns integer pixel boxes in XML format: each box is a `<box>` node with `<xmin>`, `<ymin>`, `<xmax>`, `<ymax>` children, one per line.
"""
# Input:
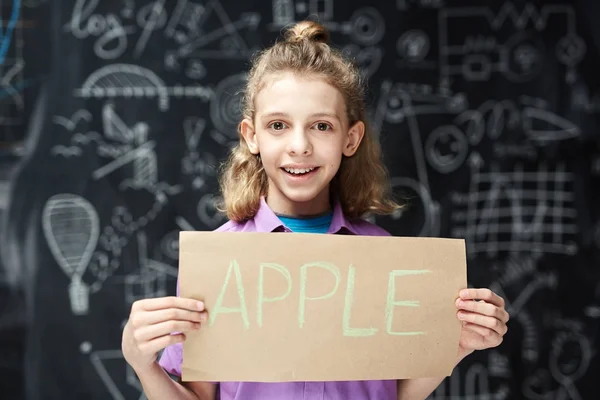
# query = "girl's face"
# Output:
<box><xmin>240</xmin><ymin>72</ymin><xmax>365</xmax><ymax>217</ymax></box>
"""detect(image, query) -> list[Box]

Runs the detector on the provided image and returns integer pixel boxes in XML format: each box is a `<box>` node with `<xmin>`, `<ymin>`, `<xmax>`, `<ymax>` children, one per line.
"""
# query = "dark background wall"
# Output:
<box><xmin>0</xmin><ymin>0</ymin><xmax>599</xmax><ymax>399</ymax></box>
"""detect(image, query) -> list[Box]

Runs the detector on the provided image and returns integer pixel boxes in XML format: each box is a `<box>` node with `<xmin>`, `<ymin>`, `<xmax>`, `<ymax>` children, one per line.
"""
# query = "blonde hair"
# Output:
<box><xmin>217</xmin><ymin>20</ymin><xmax>403</xmax><ymax>221</ymax></box>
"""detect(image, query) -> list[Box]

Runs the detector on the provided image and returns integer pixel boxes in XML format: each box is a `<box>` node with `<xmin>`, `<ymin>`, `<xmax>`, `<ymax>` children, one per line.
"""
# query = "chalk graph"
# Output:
<box><xmin>451</xmin><ymin>157</ymin><xmax>578</xmax><ymax>258</ymax></box>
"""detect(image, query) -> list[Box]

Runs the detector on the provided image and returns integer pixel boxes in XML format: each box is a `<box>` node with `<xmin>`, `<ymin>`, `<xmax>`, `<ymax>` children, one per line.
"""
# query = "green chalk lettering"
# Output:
<box><xmin>257</xmin><ymin>263</ymin><xmax>292</xmax><ymax>327</ymax></box>
<box><xmin>209</xmin><ymin>259</ymin><xmax>250</xmax><ymax>329</ymax></box>
<box><xmin>385</xmin><ymin>270</ymin><xmax>431</xmax><ymax>336</ymax></box>
<box><xmin>343</xmin><ymin>264</ymin><xmax>378</xmax><ymax>337</ymax></box>
<box><xmin>298</xmin><ymin>262</ymin><xmax>340</xmax><ymax>328</ymax></box>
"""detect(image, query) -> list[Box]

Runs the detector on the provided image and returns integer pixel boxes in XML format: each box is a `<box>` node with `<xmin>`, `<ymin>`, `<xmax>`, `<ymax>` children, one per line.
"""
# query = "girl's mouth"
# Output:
<box><xmin>281</xmin><ymin>167</ymin><xmax>319</xmax><ymax>179</ymax></box>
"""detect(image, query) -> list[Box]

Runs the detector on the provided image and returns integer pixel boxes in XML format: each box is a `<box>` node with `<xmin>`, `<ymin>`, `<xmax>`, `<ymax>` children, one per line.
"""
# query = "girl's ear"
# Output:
<box><xmin>343</xmin><ymin>120</ymin><xmax>365</xmax><ymax>157</ymax></box>
<box><xmin>240</xmin><ymin>118</ymin><xmax>259</xmax><ymax>154</ymax></box>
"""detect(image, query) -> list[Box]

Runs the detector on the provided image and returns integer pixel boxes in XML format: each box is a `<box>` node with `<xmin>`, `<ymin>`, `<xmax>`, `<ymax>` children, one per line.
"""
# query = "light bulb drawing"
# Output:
<box><xmin>42</xmin><ymin>193</ymin><xmax>100</xmax><ymax>315</ymax></box>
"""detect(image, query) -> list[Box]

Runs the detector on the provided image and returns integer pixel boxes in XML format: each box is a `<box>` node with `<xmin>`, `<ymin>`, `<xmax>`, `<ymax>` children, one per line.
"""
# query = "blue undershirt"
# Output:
<box><xmin>277</xmin><ymin>212</ymin><xmax>333</xmax><ymax>234</ymax></box>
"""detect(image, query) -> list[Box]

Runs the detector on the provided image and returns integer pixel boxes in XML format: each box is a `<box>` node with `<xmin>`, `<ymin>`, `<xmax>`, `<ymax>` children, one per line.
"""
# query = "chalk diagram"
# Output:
<box><xmin>73</xmin><ymin>64</ymin><xmax>213</xmax><ymax>112</ymax></box>
<box><xmin>438</xmin><ymin>3</ymin><xmax>586</xmax><ymax>90</ymax></box>
<box><xmin>182</xmin><ymin>116</ymin><xmax>218</xmax><ymax>191</ymax></box>
<box><xmin>42</xmin><ymin>193</ymin><xmax>100</xmax><ymax>316</ymax></box>
<box><xmin>80</xmin><ymin>231</ymin><xmax>177</xmax><ymax>400</ymax></box>
<box><xmin>448</xmin><ymin>97</ymin><xmax>580</xmax><ymax>259</ymax></box>
<box><xmin>165</xmin><ymin>0</ymin><xmax>261</xmax><ymax>73</ymax></box>
<box><xmin>396</xmin><ymin>29</ymin><xmax>436</xmax><ymax>71</ymax></box>
<box><xmin>451</xmin><ymin>157</ymin><xmax>578</xmax><ymax>258</ymax></box>
<box><xmin>372</xmin><ymin>79</ymin><xmax>582</xmax><ymax>259</ymax></box>
<box><xmin>373</xmin><ymin>80</ymin><xmax>468</xmax><ymax>237</ymax></box>
<box><xmin>430</xmin><ymin>354</ymin><xmax>511</xmax><ymax>400</ymax></box>
<box><xmin>0</xmin><ymin>0</ymin><xmax>25</xmax><ymax>138</ymax></box>
<box><xmin>520</xmin><ymin>323</ymin><xmax>593</xmax><ymax>400</ymax></box>
<box><xmin>209</xmin><ymin>72</ymin><xmax>246</xmax><ymax>145</ymax></box>
<box><xmin>270</xmin><ymin>1</ymin><xmax>385</xmax><ymax>78</ymax></box>
<box><xmin>65</xmin><ymin>0</ymin><xmax>260</xmax><ymax>77</ymax></box>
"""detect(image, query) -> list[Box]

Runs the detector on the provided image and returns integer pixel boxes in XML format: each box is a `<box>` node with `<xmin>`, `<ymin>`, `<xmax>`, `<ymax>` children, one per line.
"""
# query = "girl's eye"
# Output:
<box><xmin>314</xmin><ymin>122</ymin><xmax>332</xmax><ymax>131</ymax></box>
<box><xmin>269</xmin><ymin>121</ymin><xmax>287</xmax><ymax>130</ymax></box>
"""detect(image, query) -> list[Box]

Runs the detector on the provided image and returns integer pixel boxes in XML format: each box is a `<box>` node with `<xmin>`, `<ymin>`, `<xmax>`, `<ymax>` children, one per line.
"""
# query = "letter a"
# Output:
<box><xmin>209</xmin><ymin>259</ymin><xmax>250</xmax><ymax>329</ymax></box>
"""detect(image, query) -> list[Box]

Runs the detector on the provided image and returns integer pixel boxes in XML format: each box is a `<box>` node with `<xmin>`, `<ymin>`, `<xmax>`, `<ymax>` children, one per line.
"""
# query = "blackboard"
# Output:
<box><xmin>0</xmin><ymin>0</ymin><xmax>599</xmax><ymax>399</ymax></box>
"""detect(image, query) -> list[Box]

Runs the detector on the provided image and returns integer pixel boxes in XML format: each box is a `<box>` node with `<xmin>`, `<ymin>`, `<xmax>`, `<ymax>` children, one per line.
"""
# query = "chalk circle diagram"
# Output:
<box><xmin>425</xmin><ymin>125</ymin><xmax>469</xmax><ymax>174</ymax></box>
<box><xmin>349</xmin><ymin>7</ymin><xmax>385</xmax><ymax>46</ymax></box>
<box><xmin>376</xmin><ymin>177</ymin><xmax>440</xmax><ymax>237</ymax></box>
<box><xmin>397</xmin><ymin>30</ymin><xmax>430</xmax><ymax>63</ymax></box>
<box><xmin>210</xmin><ymin>73</ymin><xmax>247</xmax><ymax>139</ymax></box>
<box><xmin>501</xmin><ymin>32</ymin><xmax>545</xmax><ymax>83</ymax></box>
<box><xmin>74</xmin><ymin>64</ymin><xmax>170</xmax><ymax>111</ymax></box>
<box><xmin>197</xmin><ymin>193</ymin><xmax>226</xmax><ymax>228</ymax></box>
<box><xmin>555</xmin><ymin>33</ymin><xmax>586</xmax><ymax>67</ymax></box>
<box><xmin>42</xmin><ymin>193</ymin><xmax>100</xmax><ymax>316</ymax></box>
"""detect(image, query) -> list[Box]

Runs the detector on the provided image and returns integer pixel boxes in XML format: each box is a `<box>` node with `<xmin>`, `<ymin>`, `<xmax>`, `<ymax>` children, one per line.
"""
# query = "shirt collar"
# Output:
<box><xmin>254</xmin><ymin>196</ymin><xmax>357</xmax><ymax>234</ymax></box>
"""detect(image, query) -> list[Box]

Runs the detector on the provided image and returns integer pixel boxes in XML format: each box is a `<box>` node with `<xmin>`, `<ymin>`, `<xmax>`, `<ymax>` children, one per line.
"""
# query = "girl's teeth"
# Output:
<box><xmin>285</xmin><ymin>167</ymin><xmax>315</xmax><ymax>174</ymax></box>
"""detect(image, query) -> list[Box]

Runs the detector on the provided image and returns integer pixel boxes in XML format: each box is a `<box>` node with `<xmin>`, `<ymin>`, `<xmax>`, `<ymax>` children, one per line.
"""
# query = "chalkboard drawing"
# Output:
<box><xmin>168</xmin><ymin>0</ymin><xmax>260</xmax><ymax>62</ymax></box>
<box><xmin>182</xmin><ymin>116</ymin><xmax>217</xmax><ymax>190</ymax></box>
<box><xmin>522</xmin><ymin>106</ymin><xmax>580</xmax><ymax>143</ymax></box>
<box><xmin>451</xmin><ymin>157</ymin><xmax>579</xmax><ymax>258</ymax></box>
<box><xmin>0</xmin><ymin>0</ymin><xmax>25</xmax><ymax>135</ymax></box>
<box><xmin>545</xmin><ymin>330</ymin><xmax>591</xmax><ymax>399</ymax></box>
<box><xmin>0</xmin><ymin>0</ymin><xmax>20</xmax><ymax>65</ymax></box>
<box><xmin>397</xmin><ymin>30</ymin><xmax>430</xmax><ymax>64</ymax></box>
<box><xmin>124</xmin><ymin>232</ymin><xmax>176</xmax><ymax>305</ymax></box>
<box><xmin>92</xmin><ymin>103</ymin><xmax>157</xmax><ymax>192</ymax></box>
<box><xmin>271</xmin><ymin>0</ymin><xmax>333</xmax><ymax>27</ymax></box>
<box><xmin>74</xmin><ymin>64</ymin><xmax>213</xmax><ymax>112</ymax></box>
<box><xmin>197</xmin><ymin>193</ymin><xmax>227</xmax><ymax>228</ymax></box>
<box><xmin>51</xmin><ymin>109</ymin><xmax>95</xmax><ymax>157</ymax></box>
<box><xmin>83</xmin><ymin>343</ymin><xmax>146</xmax><ymax>400</ymax></box>
<box><xmin>42</xmin><ymin>194</ymin><xmax>100</xmax><ymax>316</ymax></box>
<box><xmin>210</xmin><ymin>73</ymin><xmax>246</xmax><ymax>145</ymax></box>
<box><xmin>438</xmin><ymin>3</ymin><xmax>585</xmax><ymax>89</ymax></box>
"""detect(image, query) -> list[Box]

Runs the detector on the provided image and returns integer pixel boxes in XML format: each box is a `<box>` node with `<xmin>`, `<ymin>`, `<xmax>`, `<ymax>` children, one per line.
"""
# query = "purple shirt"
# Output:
<box><xmin>159</xmin><ymin>197</ymin><xmax>398</xmax><ymax>399</ymax></box>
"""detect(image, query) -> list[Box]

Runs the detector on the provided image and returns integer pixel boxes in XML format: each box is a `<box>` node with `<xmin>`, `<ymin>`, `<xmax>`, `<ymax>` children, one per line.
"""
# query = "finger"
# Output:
<box><xmin>140</xmin><ymin>309</ymin><xmax>207</xmax><ymax>326</ymax></box>
<box><xmin>139</xmin><ymin>333</ymin><xmax>186</xmax><ymax>355</ymax></box>
<box><xmin>457</xmin><ymin>310</ymin><xmax>507</xmax><ymax>336</ymax></box>
<box><xmin>134</xmin><ymin>297</ymin><xmax>205</xmax><ymax>312</ymax></box>
<box><xmin>456</xmin><ymin>298</ymin><xmax>510</xmax><ymax>323</ymax></box>
<box><xmin>134</xmin><ymin>320</ymin><xmax>201</xmax><ymax>343</ymax></box>
<box><xmin>459</xmin><ymin>288</ymin><xmax>505</xmax><ymax>308</ymax></box>
<box><xmin>462</xmin><ymin>322</ymin><xmax>496</xmax><ymax>338</ymax></box>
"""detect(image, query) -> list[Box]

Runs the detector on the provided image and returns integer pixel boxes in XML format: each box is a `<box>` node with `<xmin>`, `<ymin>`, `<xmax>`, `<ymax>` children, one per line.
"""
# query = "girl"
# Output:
<box><xmin>121</xmin><ymin>21</ymin><xmax>509</xmax><ymax>400</ymax></box>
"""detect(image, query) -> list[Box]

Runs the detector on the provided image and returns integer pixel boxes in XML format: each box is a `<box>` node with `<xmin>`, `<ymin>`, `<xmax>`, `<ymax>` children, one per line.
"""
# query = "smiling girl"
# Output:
<box><xmin>121</xmin><ymin>20</ymin><xmax>509</xmax><ymax>400</ymax></box>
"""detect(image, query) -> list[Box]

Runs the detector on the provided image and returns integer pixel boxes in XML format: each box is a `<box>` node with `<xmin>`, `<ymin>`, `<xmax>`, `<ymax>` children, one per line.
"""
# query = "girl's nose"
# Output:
<box><xmin>287</xmin><ymin>128</ymin><xmax>312</xmax><ymax>156</ymax></box>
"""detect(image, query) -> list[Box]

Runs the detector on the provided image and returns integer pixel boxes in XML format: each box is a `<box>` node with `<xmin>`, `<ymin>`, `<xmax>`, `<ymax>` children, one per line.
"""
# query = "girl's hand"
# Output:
<box><xmin>455</xmin><ymin>288</ymin><xmax>509</xmax><ymax>359</ymax></box>
<box><xmin>121</xmin><ymin>296</ymin><xmax>207</xmax><ymax>373</ymax></box>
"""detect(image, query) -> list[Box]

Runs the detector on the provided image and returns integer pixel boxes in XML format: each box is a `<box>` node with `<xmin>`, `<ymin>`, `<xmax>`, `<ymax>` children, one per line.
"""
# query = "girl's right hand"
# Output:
<box><xmin>122</xmin><ymin>296</ymin><xmax>207</xmax><ymax>373</ymax></box>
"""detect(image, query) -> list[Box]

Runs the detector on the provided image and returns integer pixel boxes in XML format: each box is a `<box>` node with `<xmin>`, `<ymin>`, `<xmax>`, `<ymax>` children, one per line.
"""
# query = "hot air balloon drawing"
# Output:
<box><xmin>42</xmin><ymin>194</ymin><xmax>100</xmax><ymax>315</ymax></box>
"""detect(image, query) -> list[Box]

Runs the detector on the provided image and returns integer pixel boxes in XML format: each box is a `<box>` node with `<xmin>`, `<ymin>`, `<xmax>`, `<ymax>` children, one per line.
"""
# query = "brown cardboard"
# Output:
<box><xmin>178</xmin><ymin>231</ymin><xmax>466</xmax><ymax>382</ymax></box>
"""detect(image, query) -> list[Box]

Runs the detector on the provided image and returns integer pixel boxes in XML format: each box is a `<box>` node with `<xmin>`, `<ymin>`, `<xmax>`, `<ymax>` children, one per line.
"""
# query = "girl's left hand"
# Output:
<box><xmin>455</xmin><ymin>288</ymin><xmax>509</xmax><ymax>359</ymax></box>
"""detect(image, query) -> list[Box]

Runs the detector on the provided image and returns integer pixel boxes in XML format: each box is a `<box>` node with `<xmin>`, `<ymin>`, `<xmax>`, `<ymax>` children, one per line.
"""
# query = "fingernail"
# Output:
<box><xmin>455</xmin><ymin>298</ymin><xmax>461</xmax><ymax>306</ymax></box>
<box><xmin>460</xmin><ymin>290</ymin><xmax>468</xmax><ymax>298</ymax></box>
<box><xmin>200</xmin><ymin>312</ymin><xmax>207</xmax><ymax>322</ymax></box>
<box><xmin>457</xmin><ymin>311</ymin><xmax>465</xmax><ymax>320</ymax></box>
<box><xmin>197</xmin><ymin>301</ymin><xmax>205</xmax><ymax>311</ymax></box>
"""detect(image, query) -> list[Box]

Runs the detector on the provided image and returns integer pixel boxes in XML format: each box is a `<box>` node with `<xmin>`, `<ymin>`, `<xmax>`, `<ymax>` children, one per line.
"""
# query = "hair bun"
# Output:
<box><xmin>284</xmin><ymin>20</ymin><xmax>330</xmax><ymax>44</ymax></box>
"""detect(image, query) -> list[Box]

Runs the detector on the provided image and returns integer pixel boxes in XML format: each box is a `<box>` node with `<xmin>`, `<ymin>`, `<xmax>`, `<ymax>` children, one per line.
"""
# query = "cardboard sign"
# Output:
<box><xmin>179</xmin><ymin>231</ymin><xmax>466</xmax><ymax>382</ymax></box>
